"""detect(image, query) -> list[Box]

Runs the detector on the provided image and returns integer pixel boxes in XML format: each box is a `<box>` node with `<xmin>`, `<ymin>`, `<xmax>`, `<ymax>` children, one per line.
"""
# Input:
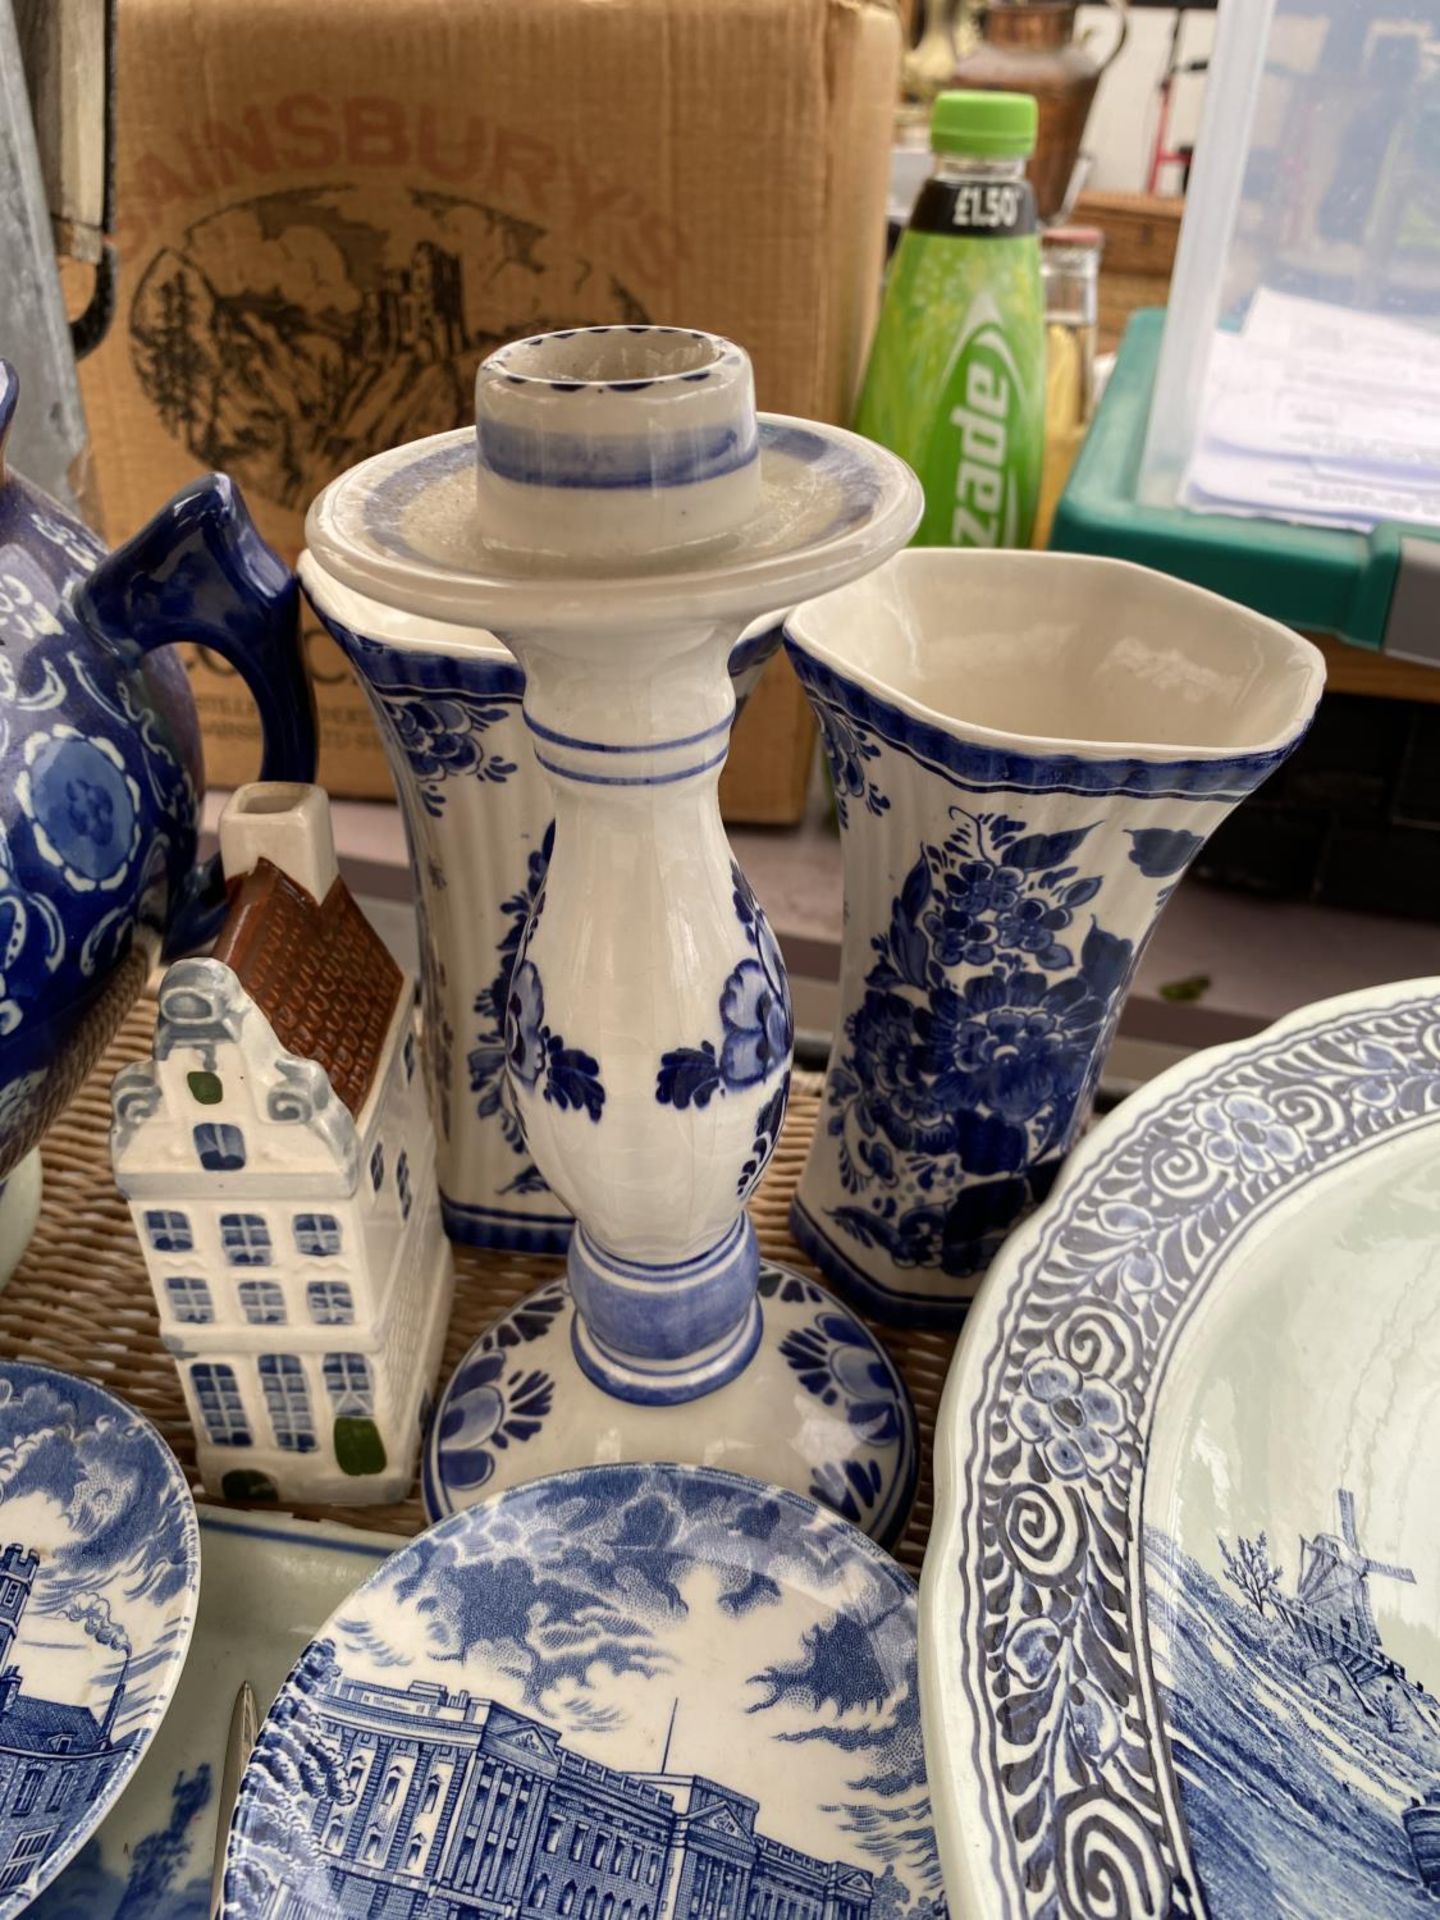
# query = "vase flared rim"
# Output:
<box><xmin>303</xmin><ymin>417</ymin><xmax>922</xmax><ymax>631</ymax></box>
<box><xmin>786</xmin><ymin>549</ymin><xmax>1327</xmax><ymax>768</ymax></box>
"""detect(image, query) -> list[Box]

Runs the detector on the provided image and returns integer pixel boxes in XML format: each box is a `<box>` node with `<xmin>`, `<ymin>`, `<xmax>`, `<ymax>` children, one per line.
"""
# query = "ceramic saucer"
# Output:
<box><xmin>222</xmin><ymin>1462</ymin><xmax>943</xmax><ymax>1919</ymax></box>
<box><xmin>305</xmin><ymin>418</ymin><xmax>920</xmax><ymax>626</ymax></box>
<box><xmin>923</xmin><ymin>977</ymin><xmax>1440</xmax><ymax>1920</ymax></box>
<box><xmin>0</xmin><ymin>1360</ymin><xmax>198</xmax><ymax>1916</ymax></box>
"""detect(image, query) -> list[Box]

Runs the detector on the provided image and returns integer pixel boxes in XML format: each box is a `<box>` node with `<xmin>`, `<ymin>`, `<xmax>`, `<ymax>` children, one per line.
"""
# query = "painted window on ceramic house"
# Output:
<box><xmin>324</xmin><ymin>1352</ymin><xmax>387</xmax><ymax>1478</ymax></box>
<box><xmin>306</xmin><ymin>1281</ymin><xmax>355</xmax><ymax>1326</ymax></box>
<box><xmin>191</xmin><ymin>1363</ymin><xmax>251</xmax><ymax>1446</ymax></box>
<box><xmin>323</xmin><ymin>1353</ymin><xmax>374</xmax><ymax>1416</ymax></box>
<box><xmin>370</xmin><ymin>1143</ymin><xmax>385</xmax><ymax>1193</ymax></box>
<box><xmin>221</xmin><ymin>1214</ymin><xmax>272</xmax><ymax>1267</ymax></box>
<box><xmin>259</xmin><ymin>1355</ymin><xmax>317</xmax><ymax>1453</ymax></box>
<box><xmin>295</xmin><ymin>1213</ymin><xmax>343</xmax><ymax>1257</ymax></box>
<box><xmin>193</xmin><ymin>1122</ymin><xmax>246</xmax><ymax>1171</ymax></box>
<box><xmin>238</xmin><ymin>1280</ymin><xmax>286</xmax><ymax>1325</ymax></box>
<box><xmin>404</xmin><ymin>1032</ymin><xmax>417</xmax><ymax>1082</ymax></box>
<box><xmin>0</xmin><ymin>1826</ymin><xmax>49</xmax><ymax>1891</ymax></box>
<box><xmin>166</xmin><ymin>1276</ymin><xmax>214</xmax><ymax>1324</ymax></box>
<box><xmin>397</xmin><ymin>1151</ymin><xmax>413</xmax><ymax>1220</ymax></box>
<box><xmin>145</xmin><ymin>1209</ymin><xmax>192</xmax><ymax>1252</ymax></box>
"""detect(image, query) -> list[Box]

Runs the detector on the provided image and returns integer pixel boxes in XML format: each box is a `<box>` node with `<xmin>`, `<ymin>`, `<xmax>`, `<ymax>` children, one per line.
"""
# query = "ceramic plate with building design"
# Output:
<box><xmin>923</xmin><ymin>977</ymin><xmax>1440</xmax><ymax>1920</ymax></box>
<box><xmin>222</xmin><ymin>1462</ymin><xmax>945</xmax><ymax>1920</ymax></box>
<box><xmin>0</xmin><ymin>1360</ymin><xmax>198</xmax><ymax>1915</ymax></box>
<box><xmin>32</xmin><ymin>1507</ymin><xmax>396</xmax><ymax>1920</ymax></box>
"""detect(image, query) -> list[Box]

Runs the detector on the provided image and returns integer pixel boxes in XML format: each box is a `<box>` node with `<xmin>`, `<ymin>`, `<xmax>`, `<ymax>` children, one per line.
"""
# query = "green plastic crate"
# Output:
<box><xmin>1050</xmin><ymin>310</ymin><xmax>1440</xmax><ymax>657</ymax></box>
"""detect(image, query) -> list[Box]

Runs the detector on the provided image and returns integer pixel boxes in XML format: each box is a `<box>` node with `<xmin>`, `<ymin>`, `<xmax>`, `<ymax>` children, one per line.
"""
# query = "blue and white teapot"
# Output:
<box><xmin>0</xmin><ymin>360</ymin><xmax>316</xmax><ymax>1218</ymax></box>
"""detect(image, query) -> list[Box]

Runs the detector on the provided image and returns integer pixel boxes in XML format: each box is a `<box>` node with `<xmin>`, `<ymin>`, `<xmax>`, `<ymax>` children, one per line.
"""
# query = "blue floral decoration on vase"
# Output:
<box><xmin>379</xmin><ymin>691</ymin><xmax>517</xmax><ymax>817</ymax></box>
<box><xmin>505</xmin><ymin>880</ymin><xmax>606</xmax><ymax>1125</ymax></box>
<box><xmin>656</xmin><ymin>866</ymin><xmax>793</xmax><ymax>1196</ymax></box>
<box><xmin>470</xmin><ymin>823</ymin><xmax>554</xmax><ymax>1191</ymax></box>
<box><xmin>818</xmin><ymin>809</ymin><xmax>1134</xmax><ymax>1286</ymax></box>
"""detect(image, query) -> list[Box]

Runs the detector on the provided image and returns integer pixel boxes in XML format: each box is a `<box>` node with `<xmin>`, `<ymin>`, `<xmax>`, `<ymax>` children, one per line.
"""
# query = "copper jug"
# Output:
<box><xmin>953</xmin><ymin>0</ymin><xmax>1128</xmax><ymax>221</ymax></box>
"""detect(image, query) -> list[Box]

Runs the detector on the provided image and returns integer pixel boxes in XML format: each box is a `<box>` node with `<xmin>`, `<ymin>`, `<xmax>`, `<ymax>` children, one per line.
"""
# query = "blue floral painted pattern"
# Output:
<box><xmin>470</xmin><ymin>825</ymin><xmax>554</xmax><ymax>1190</ymax></box>
<box><xmin>656</xmin><ymin>867</ymin><xmax>793</xmax><ymax>1196</ymax></box>
<box><xmin>372</xmin><ymin>688</ymin><xmax>518</xmax><ymax>817</ymax></box>
<box><xmin>825</xmin><ymin>809</ymin><xmax>1135</xmax><ymax>1281</ymax></box>
<box><xmin>506</xmin><ymin>885</ymin><xmax>606</xmax><ymax>1125</ymax></box>
<box><xmin>814</xmin><ymin>701</ymin><xmax>889</xmax><ymax>827</ymax></box>
<box><xmin>756</xmin><ymin>1266</ymin><xmax>916</xmax><ymax>1541</ymax></box>
<box><xmin>426</xmin><ymin>1285</ymin><xmax>567</xmax><ymax>1514</ymax></box>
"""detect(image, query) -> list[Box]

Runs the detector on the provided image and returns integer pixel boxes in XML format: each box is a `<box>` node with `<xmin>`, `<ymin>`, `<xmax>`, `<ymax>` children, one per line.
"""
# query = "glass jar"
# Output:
<box><xmin>1035</xmin><ymin>224</ymin><xmax>1102</xmax><ymax>547</ymax></box>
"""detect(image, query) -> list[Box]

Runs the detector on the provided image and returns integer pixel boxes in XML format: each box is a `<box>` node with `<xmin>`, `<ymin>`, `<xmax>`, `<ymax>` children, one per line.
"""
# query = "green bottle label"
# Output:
<box><xmin>855</xmin><ymin>178</ymin><xmax>1044</xmax><ymax>549</ymax></box>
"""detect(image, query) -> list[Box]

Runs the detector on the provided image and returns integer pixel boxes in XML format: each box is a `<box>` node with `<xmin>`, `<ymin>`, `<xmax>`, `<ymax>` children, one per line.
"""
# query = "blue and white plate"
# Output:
<box><xmin>32</xmin><ymin>1507</ymin><xmax>396</xmax><ymax>1920</ymax></box>
<box><xmin>923</xmin><ymin>977</ymin><xmax>1440</xmax><ymax>1920</ymax></box>
<box><xmin>223</xmin><ymin>1463</ymin><xmax>944</xmax><ymax>1920</ymax></box>
<box><xmin>0</xmin><ymin>1360</ymin><xmax>198</xmax><ymax>1916</ymax></box>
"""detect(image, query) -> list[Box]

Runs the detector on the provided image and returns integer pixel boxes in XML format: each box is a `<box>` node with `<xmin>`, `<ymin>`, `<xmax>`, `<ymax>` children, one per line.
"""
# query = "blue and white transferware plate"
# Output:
<box><xmin>223</xmin><ymin>1463</ymin><xmax>945</xmax><ymax>1920</ymax></box>
<box><xmin>33</xmin><ymin>1507</ymin><xmax>395</xmax><ymax>1920</ymax></box>
<box><xmin>923</xmin><ymin>977</ymin><xmax>1440</xmax><ymax>1920</ymax></box>
<box><xmin>0</xmin><ymin>1360</ymin><xmax>198</xmax><ymax>1915</ymax></box>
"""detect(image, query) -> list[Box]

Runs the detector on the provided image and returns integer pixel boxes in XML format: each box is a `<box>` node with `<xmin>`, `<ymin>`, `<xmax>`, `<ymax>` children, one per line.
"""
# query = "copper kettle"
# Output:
<box><xmin>953</xmin><ymin>0</ymin><xmax>1128</xmax><ymax>221</ymax></box>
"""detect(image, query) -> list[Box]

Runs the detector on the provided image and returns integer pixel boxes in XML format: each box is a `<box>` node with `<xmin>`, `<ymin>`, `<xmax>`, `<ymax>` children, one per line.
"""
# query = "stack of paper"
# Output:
<box><xmin>1179</xmin><ymin>289</ymin><xmax>1440</xmax><ymax>532</ymax></box>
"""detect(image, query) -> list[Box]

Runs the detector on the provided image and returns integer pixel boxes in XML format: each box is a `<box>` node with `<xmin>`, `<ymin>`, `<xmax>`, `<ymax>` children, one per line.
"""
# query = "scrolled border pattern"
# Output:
<box><xmin>954</xmin><ymin>990</ymin><xmax>1440</xmax><ymax>1920</ymax></box>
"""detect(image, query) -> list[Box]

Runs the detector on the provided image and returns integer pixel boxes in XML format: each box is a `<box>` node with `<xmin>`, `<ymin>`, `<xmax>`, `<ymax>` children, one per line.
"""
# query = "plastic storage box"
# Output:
<box><xmin>1053</xmin><ymin>0</ymin><xmax>1440</xmax><ymax>658</ymax></box>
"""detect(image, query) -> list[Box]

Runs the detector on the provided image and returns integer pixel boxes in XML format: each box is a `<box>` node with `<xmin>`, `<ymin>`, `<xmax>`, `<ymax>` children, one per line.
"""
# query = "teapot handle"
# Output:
<box><xmin>72</xmin><ymin>473</ymin><xmax>319</xmax><ymax>955</ymax></box>
<box><xmin>1083</xmin><ymin>0</ymin><xmax>1128</xmax><ymax>76</ymax></box>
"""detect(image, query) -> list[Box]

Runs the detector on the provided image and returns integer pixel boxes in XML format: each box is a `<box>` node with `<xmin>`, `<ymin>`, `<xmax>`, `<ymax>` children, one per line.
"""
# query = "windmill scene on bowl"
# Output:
<box><xmin>1148</xmin><ymin>1483</ymin><xmax>1440</xmax><ymax>1918</ymax></box>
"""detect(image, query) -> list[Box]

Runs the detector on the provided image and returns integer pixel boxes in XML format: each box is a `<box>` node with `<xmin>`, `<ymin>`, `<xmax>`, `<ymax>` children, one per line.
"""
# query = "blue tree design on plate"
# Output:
<box><xmin>222</xmin><ymin>1642</ymin><xmax>354</xmax><ymax>1913</ymax></box>
<box><xmin>825</xmin><ymin>809</ymin><xmax>1135</xmax><ymax>1280</ymax></box>
<box><xmin>655</xmin><ymin>867</ymin><xmax>794</xmax><ymax>1196</ymax></box>
<box><xmin>470</xmin><ymin>824</ymin><xmax>554</xmax><ymax>1190</ymax></box>
<box><xmin>226</xmin><ymin>1466</ymin><xmax>944</xmax><ymax>1920</ymax></box>
<box><xmin>375</xmin><ymin>689</ymin><xmax>517</xmax><ymax>817</ymax></box>
<box><xmin>814</xmin><ymin>701</ymin><xmax>889</xmax><ymax>828</ymax></box>
<box><xmin>506</xmin><ymin>885</ymin><xmax>606</xmax><ymax>1125</ymax></box>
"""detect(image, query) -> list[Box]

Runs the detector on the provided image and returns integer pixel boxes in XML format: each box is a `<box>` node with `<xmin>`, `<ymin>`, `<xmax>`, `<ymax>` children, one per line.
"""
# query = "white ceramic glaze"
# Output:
<box><xmin>475</xmin><ymin>327</ymin><xmax>762</xmax><ymax>559</ymax></box>
<box><xmin>300</xmin><ymin>323</ymin><xmax>922</xmax><ymax>1542</ymax></box>
<box><xmin>922</xmin><ymin>975</ymin><xmax>1440</xmax><ymax>1920</ymax></box>
<box><xmin>222</xmin><ymin>1464</ymin><xmax>944</xmax><ymax>1920</ymax></box>
<box><xmin>112</xmin><ymin>786</ymin><xmax>455</xmax><ymax>1506</ymax></box>
<box><xmin>785</xmin><ymin>550</ymin><xmax>1325</xmax><ymax>1328</ymax></box>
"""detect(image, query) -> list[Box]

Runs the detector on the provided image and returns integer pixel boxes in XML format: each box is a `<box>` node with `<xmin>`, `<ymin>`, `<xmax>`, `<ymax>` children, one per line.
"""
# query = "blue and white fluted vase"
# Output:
<box><xmin>785</xmin><ymin>548</ymin><xmax>1326</xmax><ymax>1328</ymax></box>
<box><xmin>301</xmin><ymin>324</ymin><xmax>923</xmax><ymax>1545</ymax></box>
<box><xmin>299</xmin><ymin>571</ymin><xmax>785</xmax><ymax>1257</ymax></box>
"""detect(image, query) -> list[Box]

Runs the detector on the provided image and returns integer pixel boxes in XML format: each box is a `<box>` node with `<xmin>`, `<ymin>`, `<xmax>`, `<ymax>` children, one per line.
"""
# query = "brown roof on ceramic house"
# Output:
<box><xmin>211</xmin><ymin>858</ymin><xmax>404</xmax><ymax>1118</ymax></box>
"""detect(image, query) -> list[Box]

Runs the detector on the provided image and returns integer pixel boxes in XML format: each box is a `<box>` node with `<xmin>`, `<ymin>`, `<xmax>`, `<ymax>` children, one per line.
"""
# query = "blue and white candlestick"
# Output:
<box><xmin>304</xmin><ymin>324</ymin><xmax>922</xmax><ymax>1544</ymax></box>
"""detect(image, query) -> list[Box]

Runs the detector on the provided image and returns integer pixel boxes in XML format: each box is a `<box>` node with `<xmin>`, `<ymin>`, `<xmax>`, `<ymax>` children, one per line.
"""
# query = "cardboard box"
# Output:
<box><xmin>68</xmin><ymin>0</ymin><xmax>901</xmax><ymax>819</ymax></box>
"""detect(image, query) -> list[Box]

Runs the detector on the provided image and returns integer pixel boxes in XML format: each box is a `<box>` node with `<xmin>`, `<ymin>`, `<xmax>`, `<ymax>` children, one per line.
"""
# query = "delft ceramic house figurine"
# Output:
<box><xmin>784</xmin><ymin>548</ymin><xmax>1324</xmax><ymax>1328</ymax></box>
<box><xmin>301</xmin><ymin>324</ymin><xmax>923</xmax><ymax>1547</ymax></box>
<box><xmin>299</xmin><ymin>563</ymin><xmax>783</xmax><ymax>1258</ymax></box>
<box><xmin>0</xmin><ymin>359</ymin><xmax>316</xmax><ymax>1283</ymax></box>
<box><xmin>111</xmin><ymin>783</ymin><xmax>454</xmax><ymax>1506</ymax></box>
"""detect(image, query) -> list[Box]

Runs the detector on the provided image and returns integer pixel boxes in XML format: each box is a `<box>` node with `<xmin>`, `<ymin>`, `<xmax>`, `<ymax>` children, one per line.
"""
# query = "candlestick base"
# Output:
<box><xmin>423</xmin><ymin>1262</ymin><xmax>919</xmax><ymax>1549</ymax></box>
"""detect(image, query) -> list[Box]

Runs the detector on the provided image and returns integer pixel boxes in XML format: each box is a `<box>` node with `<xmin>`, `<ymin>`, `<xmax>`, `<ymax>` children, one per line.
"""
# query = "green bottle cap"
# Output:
<box><xmin>931</xmin><ymin>90</ymin><xmax>1038</xmax><ymax>159</ymax></box>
